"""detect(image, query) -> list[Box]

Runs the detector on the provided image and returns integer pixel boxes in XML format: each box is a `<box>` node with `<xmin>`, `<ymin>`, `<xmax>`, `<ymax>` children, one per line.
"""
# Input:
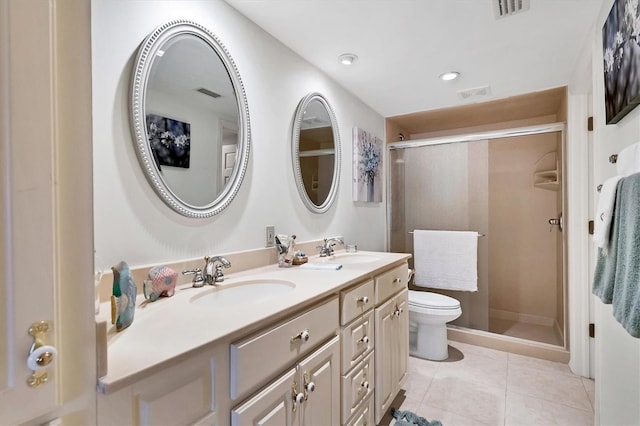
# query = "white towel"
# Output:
<box><xmin>413</xmin><ymin>230</ymin><xmax>478</xmax><ymax>292</ymax></box>
<box><xmin>616</xmin><ymin>142</ymin><xmax>640</xmax><ymax>177</ymax></box>
<box><xmin>593</xmin><ymin>175</ymin><xmax>622</xmax><ymax>254</ymax></box>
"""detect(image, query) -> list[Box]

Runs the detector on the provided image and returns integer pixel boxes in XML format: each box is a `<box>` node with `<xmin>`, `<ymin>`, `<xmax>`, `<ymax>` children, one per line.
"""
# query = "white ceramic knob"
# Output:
<box><xmin>361</xmin><ymin>380</ymin><xmax>370</xmax><ymax>390</ymax></box>
<box><xmin>295</xmin><ymin>392</ymin><xmax>305</xmax><ymax>404</ymax></box>
<box><xmin>360</xmin><ymin>335</ymin><xmax>369</xmax><ymax>344</ymax></box>
<box><xmin>358</xmin><ymin>296</ymin><xmax>369</xmax><ymax>304</ymax></box>
<box><xmin>306</xmin><ymin>381</ymin><xmax>316</xmax><ymax>393</ymax></box>
<box><xmin>27</xmin><ymin>345</ymin><xmax>57</xmax><ymax>371</ymax></box>
<box><xmin>299</xmin><ymin>330</ymin><xmax>310</xmax><ymax>342</ymax></box>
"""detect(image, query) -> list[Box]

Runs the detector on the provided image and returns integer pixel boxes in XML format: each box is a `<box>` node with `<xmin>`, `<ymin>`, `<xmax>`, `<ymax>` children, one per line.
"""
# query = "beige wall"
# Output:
<box><xmin>488</xmin><ymin>133</ymin><xmax>560</xmax><ymax>322</ymax></box>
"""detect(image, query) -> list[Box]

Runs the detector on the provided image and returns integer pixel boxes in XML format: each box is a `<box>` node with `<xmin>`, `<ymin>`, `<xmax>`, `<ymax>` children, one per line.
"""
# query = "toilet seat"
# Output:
<box><xmin>408</xmin><ymin>290</ymin><xmax>460</xmax><ymax>310</ymax></box>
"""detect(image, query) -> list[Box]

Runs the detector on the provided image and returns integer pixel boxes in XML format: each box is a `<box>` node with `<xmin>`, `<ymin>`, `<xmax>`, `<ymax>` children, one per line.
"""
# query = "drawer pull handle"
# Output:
<box><xmin>393</xmin><ymin>277</ymin><xmax>402</xmax><ymax>284</ymax></box>
<box><xmin>303</xmin><ymin>371</ymin><xmax>316</xmax><ymax>396</ymax></box>
<box><xmin>359</xmin><ymin>380</ymin><xmax>370</xmax><ymax>394</ymax></box>
<box><xmin>357</xmin><ymin>296</ymin><xmax>369</xmax><ymax>304</ymax></box>
<box><xmin>291</xmin><ymin>329</ymin><xmax>310</xmax><ymax>343</ymax></box>
<box><xmin>359</xmin><ymin>335</ymin><xmax>369</xmax><ymax>345</ymax></box>
<box><xmin>292</xmin><ymin>381</ymin><xmax>306</xmax><ymax>412</ymax></box>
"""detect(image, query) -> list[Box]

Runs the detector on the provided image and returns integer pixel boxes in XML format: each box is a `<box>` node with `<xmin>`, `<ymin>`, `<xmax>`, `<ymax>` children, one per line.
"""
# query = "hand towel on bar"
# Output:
<box><xmin>593</xmin><ymin>175</ymin><xmax>622</xmax><ymax>254</ymax></box>
<box><xmin>616</xmin><ymin>142</ymin><xmax>640</xmax><ymax>176</ymax></box>
<box><xmin>593</xmin><ymin>173</ymin><xmax>640</xmax><ymax>337</ymax></box>
<box><xmin>413</xmin><ymin>230</ymin><xmax>478</xmax><ymax>292</ymax></box>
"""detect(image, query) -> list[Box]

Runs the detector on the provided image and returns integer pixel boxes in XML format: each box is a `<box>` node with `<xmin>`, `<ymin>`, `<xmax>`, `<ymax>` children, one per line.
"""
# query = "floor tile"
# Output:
<box><xmin>448</xmin><ymin>340</ymin><xmax>509</xmax><ymax>363</ymax></box>
<box><xmin>581</xmin><ymin>377</ymin><xmax>595</xmax><ymax>410</ymax></box>
<box><xmin>416</xmin><ymin>403</ymin><xmax>492</xmax><ymax>426</ymax></box>
<box><xmin>422</xmin><ymin>375</ymin><xmax>506</xmax><ymax>425</ymax></box>
<box><xmin>508</xmin><ymin>352</ymin><xmax>573</xmax><ymax>376</ymax></box>
<box><xmin>505</xmin><ymin>392</ymin><xmax>594</xmax><ymax>425</ymax></box>
<box><xmin>507</xmin><ymin>363</ymin><xmax>592</xmax><ymax>412</ymax></box>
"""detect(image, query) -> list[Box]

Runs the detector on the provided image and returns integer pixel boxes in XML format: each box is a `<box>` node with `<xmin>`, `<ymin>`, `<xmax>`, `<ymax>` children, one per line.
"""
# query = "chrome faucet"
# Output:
<box><xmin>203</xmin><ymin>255</ymin><xmax>231</xmax><ymax>284</ymax></box>
<box><xmin>318</xmin><ymin>237</ymin><xmax>344</xmax><ymax>257</ymax></box>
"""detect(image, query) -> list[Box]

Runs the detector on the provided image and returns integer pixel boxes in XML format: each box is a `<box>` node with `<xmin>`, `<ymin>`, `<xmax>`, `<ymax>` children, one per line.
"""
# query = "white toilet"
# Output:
<box><xmin>408</xmin><ymin>289</ymin><xmax>462</xmax><ymax>361</ymax></box>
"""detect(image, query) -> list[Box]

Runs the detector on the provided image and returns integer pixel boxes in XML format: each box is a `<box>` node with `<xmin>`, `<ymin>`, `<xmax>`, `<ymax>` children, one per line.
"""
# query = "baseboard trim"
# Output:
<box><xmin>448</xmin><ymin>326</ymin><xmax>570</xmax><ymax>363</ymax></box>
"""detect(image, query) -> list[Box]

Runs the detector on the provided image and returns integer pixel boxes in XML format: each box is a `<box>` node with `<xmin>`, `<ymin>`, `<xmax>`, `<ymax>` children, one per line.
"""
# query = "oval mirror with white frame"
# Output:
<box><xmin>292</xmin><ymin>93</ymin><xmax>341</xmax><ymax>213</ymax></box>
<box><xmin>130</xmin><ymin>20</ymin><xmax>250</xmax><ymax>218</ymax></box>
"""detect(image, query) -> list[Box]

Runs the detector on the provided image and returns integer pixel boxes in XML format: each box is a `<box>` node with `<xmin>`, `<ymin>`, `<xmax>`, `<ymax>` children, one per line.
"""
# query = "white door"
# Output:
<box><xmin>0</xmin><ymin>0</ymin><xmax>95</xmax><ymax>423</ymax></box>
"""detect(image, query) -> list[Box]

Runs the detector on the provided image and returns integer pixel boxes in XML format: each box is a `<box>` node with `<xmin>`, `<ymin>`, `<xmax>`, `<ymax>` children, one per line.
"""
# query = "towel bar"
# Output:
<box><xmin>408</xmin><ymin>231</ymin><xmax>485</xmax><ymax>237</ymax></box>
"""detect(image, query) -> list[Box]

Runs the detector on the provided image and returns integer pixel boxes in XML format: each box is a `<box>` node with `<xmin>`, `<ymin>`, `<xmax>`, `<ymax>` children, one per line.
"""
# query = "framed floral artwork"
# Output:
<box><xmin>353</xmin><ymin>127</ymin><xmax>382</xmax><ymax>202</ymax></box>
<box><xmin>603</xmin><ymin>0</ymin><xmax>640</xmax><ymax>124</ymax></box>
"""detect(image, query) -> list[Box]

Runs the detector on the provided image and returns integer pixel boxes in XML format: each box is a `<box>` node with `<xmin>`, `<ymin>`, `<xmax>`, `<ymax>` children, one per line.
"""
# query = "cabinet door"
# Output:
<box><xmin>231</xmin><ymin>367</ymin><xmax>299</xmax><ymax>426</ymax></box>
<box><xmin>374</xmin><ymin>296</ymin><xmax>396</xmax><ymax>424</ymax></box>
<box><xmin>299</xmin><ymin>336</ymin><xmax>340</xmax><ymax>426</ymax></box>
<box><xmin>394</xmin><ymin>290</ymin><xmax>409</xmax><ymax>392</ymax></box>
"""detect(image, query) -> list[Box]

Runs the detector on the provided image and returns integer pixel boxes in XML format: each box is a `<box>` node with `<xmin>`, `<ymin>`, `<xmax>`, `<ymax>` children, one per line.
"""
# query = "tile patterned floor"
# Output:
<box><xmin>380</xmin><ymin>341</ymin><xmax>595</xmax><ymax>426</ymax></box>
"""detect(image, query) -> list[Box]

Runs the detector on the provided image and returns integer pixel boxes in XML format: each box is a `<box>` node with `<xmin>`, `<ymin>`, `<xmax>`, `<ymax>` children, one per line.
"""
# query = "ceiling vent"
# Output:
<box><xmin>493</xmin><ymin>0</ymin><xmax>530</xmax><ymax>19</ymax></box>
<box><xmin>196</xmin><ymin>88</ymin><xmax>221</xmax><ymax>98</ymax></box>
<box><xmin>457</xmin><ymin>85</ymin><xmax>492</xmax><ymax>101</ymax></box>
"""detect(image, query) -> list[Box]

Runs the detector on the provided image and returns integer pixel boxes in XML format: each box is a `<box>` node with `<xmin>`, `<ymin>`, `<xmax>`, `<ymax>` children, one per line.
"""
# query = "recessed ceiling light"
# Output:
<box><xmin>339</xmin><ymin>53</ymin><xmax>358</xmax><ymax>65</ymax></box>
<box><xmin>439</xmin><ymin>71</ymin><xmax>460</xmax><ymax>81</ymax></box>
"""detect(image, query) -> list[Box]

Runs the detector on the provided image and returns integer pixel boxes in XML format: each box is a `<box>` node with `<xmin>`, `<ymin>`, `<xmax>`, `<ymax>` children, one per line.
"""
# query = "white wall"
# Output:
<box><xmin>591</xmin><ymin>1</ymin><xmax>640</xmax><ymax>424</ymax></box>
<box><xmin>91</xmin><ymin>0</ymin><xmax>386</xmax><ymax>269</ymax></box>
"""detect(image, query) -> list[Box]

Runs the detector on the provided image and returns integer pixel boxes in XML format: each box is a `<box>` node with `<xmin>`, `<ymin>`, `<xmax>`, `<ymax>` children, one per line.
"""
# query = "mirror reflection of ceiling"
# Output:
<box><xmin>148</xmin><ymin>34</ymin><xmax>238</xmax><ymax>121</ymax></box>
<box><xmin>301</xmin><ymin>99</ymin><xmax>331</xmax><ymax>130</ymax></box>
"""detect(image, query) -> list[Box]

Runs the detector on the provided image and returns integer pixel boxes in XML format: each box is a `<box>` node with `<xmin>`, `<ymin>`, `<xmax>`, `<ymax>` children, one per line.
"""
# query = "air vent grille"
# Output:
<box><xmin>494</xmin><ymin>0</ymin><xmax>530</xmax><ymax>19</ymax></box>
<box><xmin>196</xmin><ymin>88</ymin><xmax>221</xmax><ymax>98</ymax></box>
<box><xmin>457</xmin><ymin>85</ymin><xmax>492</xmax><ymax>101</ymax></box>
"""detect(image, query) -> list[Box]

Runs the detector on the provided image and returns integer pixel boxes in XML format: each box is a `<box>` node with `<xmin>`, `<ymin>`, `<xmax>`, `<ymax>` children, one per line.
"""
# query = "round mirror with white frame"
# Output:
<box><xmin>130</xmin><ymin>20</ymin><xmax>250</xmax><ymax>218</ymax></box>
<box><xmin>291</xmin><ymin>92</ymin><xmax>341</xmax><ymax>213</ymax></box>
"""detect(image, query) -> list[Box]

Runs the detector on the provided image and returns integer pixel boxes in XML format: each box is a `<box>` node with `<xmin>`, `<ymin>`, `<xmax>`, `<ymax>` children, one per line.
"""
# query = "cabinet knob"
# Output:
<box><xmin>305</xmin><ymin>381</ymin><xmax>316</xmax><ymax>393</ymax></box>
<box><xmin>360</xmin><ymin>380</ymin><xmax>370</xmax><ymax>393</ymax></box>
<box><xmin>359</xmin><ymin>335</ymin><xmax>369</xmax><ymax>345</ymax></box>
<box><xmin>357</xmin><ymin>296</ymin><xmax>369</xmax><ymax>304</ymax></box>
<box><xmin>290</xmin><ymin>329</ymin><xmax>310</xmax><ymax>343</ymax></box>
<box><xmin>393</xmin><ymin>277</ymin><xmax>402</xmax><ymax>284</ymax></box>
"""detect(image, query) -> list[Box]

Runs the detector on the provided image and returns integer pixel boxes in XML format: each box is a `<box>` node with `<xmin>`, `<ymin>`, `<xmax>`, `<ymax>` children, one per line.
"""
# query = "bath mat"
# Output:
<box><xmin>390</xmin><ymin>408</ymin><xmax>443</xmax><ymax>426</ymax></box>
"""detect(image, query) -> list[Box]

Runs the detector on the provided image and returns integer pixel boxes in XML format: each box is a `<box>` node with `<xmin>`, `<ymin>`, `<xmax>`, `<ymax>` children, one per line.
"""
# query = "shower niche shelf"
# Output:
<box><xmin>533</xmin><ymin>151</ymin><xmax>559</xmax><ymax>191</ymax></box>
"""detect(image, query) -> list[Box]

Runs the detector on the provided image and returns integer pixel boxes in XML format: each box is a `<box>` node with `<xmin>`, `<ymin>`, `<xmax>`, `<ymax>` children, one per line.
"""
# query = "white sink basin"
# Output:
<box><xmin>325</xmin><ymin>253</ymin><xmax>380</xmax><ymax>264</ymax></box>
<box><xmin>190</xmin><ymin>279</ymin><xmax>295</xmax><ymax>307</ymax></box>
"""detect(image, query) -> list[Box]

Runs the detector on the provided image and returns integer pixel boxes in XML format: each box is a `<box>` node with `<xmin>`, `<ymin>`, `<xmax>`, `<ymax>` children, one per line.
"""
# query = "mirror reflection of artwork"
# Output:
<box><xmin>353</xmin><ymin>127</ymin><xmax>382</xmax><ymax>203</ymax></box>
<box><xmin>146</xmin><ymin>114</ymin><xmax>191</xmax><ymax>169</ymax></box>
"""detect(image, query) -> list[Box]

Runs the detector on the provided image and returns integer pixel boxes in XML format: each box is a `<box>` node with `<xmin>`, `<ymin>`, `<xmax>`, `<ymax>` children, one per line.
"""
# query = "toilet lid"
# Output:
<box><xmin>408</xmin><ymin>290</ymin><xmax>460</xmax><ymax>309</ymax></box>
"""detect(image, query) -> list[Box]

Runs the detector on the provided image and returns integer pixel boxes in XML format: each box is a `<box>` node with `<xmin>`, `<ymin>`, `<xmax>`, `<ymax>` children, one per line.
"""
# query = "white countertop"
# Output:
<box><xmin>96</xmin><ymin>250</ymin><xmax>410</xmax><ymax>394</ymax></box>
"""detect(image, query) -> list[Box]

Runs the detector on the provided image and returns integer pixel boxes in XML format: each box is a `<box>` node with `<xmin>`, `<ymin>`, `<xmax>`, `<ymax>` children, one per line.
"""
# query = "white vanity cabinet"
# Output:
<box><xmin>97</xmin><ymin>346</ymin><xmax>222</xmax><ymax>426</ymax></box>
<box><xmin>230</xmin><ymin>297</ymin><xmax>341</xmax><ymax>426</ymax></box>
<box><xmin>373</xmin><ymin>264</ymin><xmax>409</xmax><ymax>424</ymax></box>
<box><xmin>339</xmin><ymin>279</ymin><xmax>375</xmax><ymax>425</ymax></box>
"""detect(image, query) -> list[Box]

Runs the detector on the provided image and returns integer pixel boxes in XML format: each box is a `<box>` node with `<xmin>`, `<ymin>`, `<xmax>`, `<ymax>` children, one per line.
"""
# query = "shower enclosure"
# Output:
<box><xmin>389</xmin><ymin>125</ymin><xmax>566</xmax><ymax>348</ymax></box>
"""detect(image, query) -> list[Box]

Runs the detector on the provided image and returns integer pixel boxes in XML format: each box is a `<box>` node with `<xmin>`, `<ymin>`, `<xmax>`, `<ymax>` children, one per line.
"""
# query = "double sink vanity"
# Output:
<box><xmin>96</xmin><ymin>248</ymin><xmax>410</xmax><ymax>425</ymax></box>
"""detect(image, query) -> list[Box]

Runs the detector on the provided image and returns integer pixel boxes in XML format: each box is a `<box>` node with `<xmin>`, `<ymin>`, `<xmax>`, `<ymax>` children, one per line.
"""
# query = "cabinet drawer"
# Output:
<box><xmin>340</xmin><ymin>279</ymin><xmax>374</xmax><ymax>325</ymax></box>
<box><xmin>375</xmin><ymin>263</ymin><xmax>407</xmax><ymax>305</ymax></box>
<box><xmin>345</xmin><ymin>394</ymin><xmax>374</xmax><ymax>426</ymax></box>
<box><xmin>230</xmin><ymin>296</ymin><xmax>339</xmax><ymax>400</ymax></box>
<box><xmin>340</xmin><ymin>310</ymin><xmax>374</xmax><ymax>374</ymax></box>
<box><xmin>341</xmin><ymin>352</ymin><xmax>374</xmax><ymax>424</ymax></box>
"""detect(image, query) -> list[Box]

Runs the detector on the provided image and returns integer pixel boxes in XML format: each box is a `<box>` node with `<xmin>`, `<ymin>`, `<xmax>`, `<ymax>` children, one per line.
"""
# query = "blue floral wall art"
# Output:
<box><xmin>353</xmin><ymin>127</ymin><xmax>382</xmax><ymax>202</ymax></box>
<box><xmin>146</xmin><ymin>113</ymin><xmax>191</xmax><ymax>168</ymax></box>
<box><xmin>603</xmin><ymin>0</ymin><xmax>640</xmax><ymax>124</ymax></box>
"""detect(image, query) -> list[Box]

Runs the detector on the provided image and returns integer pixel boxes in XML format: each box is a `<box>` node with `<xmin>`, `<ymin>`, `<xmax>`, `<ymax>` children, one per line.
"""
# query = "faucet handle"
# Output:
<box><xmin>182</xmin><ymin>268</ymin><xmax>204</xmax><ymax>288</ymax></box>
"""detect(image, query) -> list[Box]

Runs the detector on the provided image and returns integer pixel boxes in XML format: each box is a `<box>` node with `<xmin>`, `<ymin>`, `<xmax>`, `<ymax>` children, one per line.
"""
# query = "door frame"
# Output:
<box><xmin>386</xmin><ymin>120</ymin><xmax>591</xmax><ymax>373</ymax></box>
